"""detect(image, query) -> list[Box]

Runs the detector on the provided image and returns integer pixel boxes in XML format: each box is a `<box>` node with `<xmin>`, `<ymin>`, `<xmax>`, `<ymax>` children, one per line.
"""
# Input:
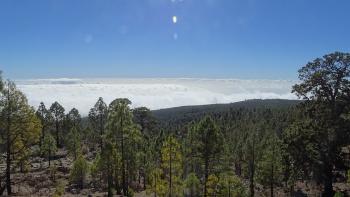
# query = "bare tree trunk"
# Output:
<box><xmin>6</xmin><ymin>136</ymin><xmax>11</xmax><ymax>195</ymax></box>
<box><xmin>322</xmin><ymin>164</ymin><xmax>334</xmax><ymax>197</ymax></box>
<box><xmin>120</xmin><ymin>116</ymin><xmax>128</xmax><ymax>196</ymax></box>
<box><xmin>55</xmin><ymin>121</ymin><xmax>59</xmax><ymax>148</ymax></box>
<box><xmin>249</xmin><ymin>134</ymin><xmax>256</xmax><ymax>197</ymax></box>
<box><xmin>6</xmin><ymin>87</ymin><xmax>12</xmax><ymax>195</ymax></box>
<box><xmin>99</xmin><ymin>115</ymin><xmax>103</xmax><ymax>151</ymax></box>
<box><xmin>204</xmin><ymin>159</ymin><xmax>209</xmax><ymax>197</ymax></box>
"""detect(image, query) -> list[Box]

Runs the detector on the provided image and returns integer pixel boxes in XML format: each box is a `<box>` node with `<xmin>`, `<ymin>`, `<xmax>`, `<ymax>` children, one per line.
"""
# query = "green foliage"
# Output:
<box><xmin>161</xmin><ymin>136</ymin><xmax>183</xmax><ymax>196</ymax></box>
<box><xmin>36</xmin><ymin>102</ymin><xmax>53</xmax><ymax>149</ymax></box>
<box><xmin>41</xmin><ymin>133</ymin><xmax>57</xmax><ymax>167</ymax></box>
<box><xmin>334</xmin><ymin>192</ymin><xmax>344</xmax><ymax>197</ymax></box>
<box><xmin>94</xmin><ymin>140</ymin><xmax>121</xmax><ymax>196</ymax></box>
<box><xmin>184</xmin><ymin>173</ymin><xmax>201</xmax><ymax>197</ymax></box>
<box><xmin>0</xmin><ymin>80</ymin><xmax>42</xmax><ymax>194</ymax></box>
<box><xmin>146</xmin><ymin>168</ymin><xmax>167</xmax><ymax>197</ymax></box>
<box><xmin>218</xmin><ymin>174</ymin><xmax>247</xmax><ymax>197</ymax></box>
<box><xmin>49</xmin><ymin>101</ymin><xmax>65</xmax><ymax>147</ymax></box>
<box><xmin>206</xmin><ymin>174</ymin><xmax>219</xmax><ymax>196</ymax></box>
<box><xmin>69</xmin><ymin>154</ymin><xmax>89</xmax><ymax>189</ymax></box>
<box><xmin>190</xmin><ymin>116</ymin><xmax>224</xmax><ymax>196</ymax></box>
<box><xmin>127</xmin><ymin>188</ymin><xmax>135</xmax><ymax>197</ymax></box>
<box><xmin>88</xmin><ymin>97</ymin><xmax>108</xmax><ymax>149</ymax></box>
<box><xmin>106</xmin><ymin>98</ymin><xmax>141</xmax><ymax>196</ymax></box>
<box><xmin>53</xmin><ymin>181</ymin><xmax>66</xmax><ymax>197</ymax></box>
<box><xmin>257</xmin><ymin>133</ymin><xmax>283</xmax><ymax>195</ymax></box>
<box><xmin>49</xmin><ymin>165</ymin><xmax>57</xmax><ymax>182</ymax></box>
<box><xmin>66</xmin><ymin>126</ymin><xmax>81</xmax><ymax>160</ymax></box>
<box><xmin>286</xmin><ymin>52</ymin><xmax>350</xmax><ymax>196</ymax></box>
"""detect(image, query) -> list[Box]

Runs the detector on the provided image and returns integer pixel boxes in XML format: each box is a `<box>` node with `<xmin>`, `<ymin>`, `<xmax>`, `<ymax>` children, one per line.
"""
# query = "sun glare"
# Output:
<box><xmin>172</xmin><ymin>16</ymin><xmax>177</xmax><ymax>24</ymax></box>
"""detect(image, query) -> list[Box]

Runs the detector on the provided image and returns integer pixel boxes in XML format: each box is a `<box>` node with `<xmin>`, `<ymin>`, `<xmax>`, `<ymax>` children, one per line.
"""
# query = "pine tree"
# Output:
<box><xmin>0</xmin><ymin>80</ymin><xmax>41</xmax><ymax>195</ymax></box>
<box><xmin>88</xmin><ymin>97</ymin><xmax>108</xmax><ymax>150</ymax></box>
<box><xmin>42</xmin><ymin>133</ymin><xmax>57</xmax><ymax>167</ymax></box>
<box><xmin>257</xmin><ymin>133</ymin><xmax>283</xmax><ymax>197</ymax></box>
<box><xmin>206</xmin><ymin>174</ymin><xmax>219</xmax><ymax>197</ymax></box>
<box><xmin>107</xmin><ymin>98</ymin><xmax>140</xmax><ymax>196</ymax></box>
<box><xmin>66</xmin><ymin>108</ymin><xmax>81</xmax><ymax>131</ymax></box>
<box><xmin>49</xmin><ymin>102</ymin><xmax>65</xmax><ymax>147</ymax></box>
<box><xmin>184</xmin><ymin>173</ymin><xmax>200</xmax><ymax>197</ymax></box>
<box><xmin>70</xmin><ymin>154</ymin><xmax>89</xmax><ymax>189</ymax></box>
<box><xmin>218</xmin><ymin>173</ymin><xmax>247</xmax><ymax>197</ymax></box>
<box><xmin>36</xmin><ymin>102</ymin><xmax>53</xmax><ymax>151</ymax></box>
<box><xmin>287</xmin><ymin>52</ymin><xmax>350</xmax><ymax>196</ymax></box>
<box><xmin>191</xmin><ymin>116</ymin><xmax>224</xmax><ymax>197</ymax></box>
<box><xmin>147</xmin><ymin>168</ymin><xmax>167</xmax><ymax>197</ymax></box>
<box><xmin>67</xmin><ymin>126</ymin><xmax>81</xmax><ymax>160</ymax></box>
<box><xmin>161</xmin><ymin>136</ymin><xmax>183</xmax><ymax>197</ymax></box>
<box><xmin>133</xmin><ymin>107</ymin><xmax>157</xmax><ymax>189</ymax></box>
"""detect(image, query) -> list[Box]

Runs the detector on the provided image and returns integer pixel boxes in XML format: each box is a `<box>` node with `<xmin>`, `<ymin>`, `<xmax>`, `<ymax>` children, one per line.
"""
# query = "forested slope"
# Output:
<box><xmin>153</xmin><ymin>99</ymin><xmax>300</xmax><ymax>125</ymax></box>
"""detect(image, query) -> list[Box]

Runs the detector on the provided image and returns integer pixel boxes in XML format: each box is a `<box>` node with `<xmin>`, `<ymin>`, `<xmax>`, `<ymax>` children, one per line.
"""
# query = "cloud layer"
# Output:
<box><xmin>16</xmin><ymin>78</ymin><xmax>297</xmax><ymax>115</ymax></box>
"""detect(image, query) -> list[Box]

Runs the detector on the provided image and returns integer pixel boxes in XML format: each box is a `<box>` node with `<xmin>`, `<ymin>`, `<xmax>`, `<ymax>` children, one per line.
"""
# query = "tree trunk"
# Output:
<box><xmin>154</xmin><ymin>173</ymin><xmax>157</xmax><ymax>197</ymax></box>
<box><xmin>322</xmin><ymin>165</ymin><xmax>334</xmax><ymax>197</ymax></box>
<box><xmin>122</xmin><ymin>139</ymin><xmax>127</xmax><ymax>196</ymax></box>
<box><xmin>204</xmin><ymin>159</ymin><xmax>209</xmax><ymax>197</ymax></box>
<box><xmin>235</xmin><ymin>162</ymin><xmax>242</xmax><ymax>177</ymax></box>
<box><xmin>99</xmin><ymin>115</ymin><xmax>103</xmax><ymax>151</ymax></box>
<box><xmin>6</xmin><ymin>138</ymin><xmax>11</xmax><ymax>195</ymax></box>
<box><xmin>270</xmin><ymin>144</ymin><xmax>275</xmax><ymax>197</ymax></box>
<box><xmin>56</xmin><ymin>121</ymin><xmax>59</xmax><ymax>148</ymax></box>
<box><xmin>49</xmin><ymin>147</ymin><xmax>51</xmax><ymax>167</ymax></box>
<box><xmin>169</xmin><ymin>142</ymin><xmax>172</xmax><ymax>197</ymax></box>
<box><xmin>249</xmin><ymin>135</ymin><xmax>255</xmax><ymax>197</ymax></box>
<box><xmin>6</xmin><ymin>88</ymin><xmax>12</xmax><ymax>195</ymax></box>
<box><xmin>143</xmin><ymin>154</ymin><xmax>147</xmax><ymax>190</ymax></box>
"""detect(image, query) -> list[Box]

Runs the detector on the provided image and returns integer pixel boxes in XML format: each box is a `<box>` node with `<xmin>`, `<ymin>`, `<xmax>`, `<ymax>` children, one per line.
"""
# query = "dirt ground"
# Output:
<box><xmin>2</xmin><ymin>149</ymin><xmax>350</xmax><ymax>196</ymax></box>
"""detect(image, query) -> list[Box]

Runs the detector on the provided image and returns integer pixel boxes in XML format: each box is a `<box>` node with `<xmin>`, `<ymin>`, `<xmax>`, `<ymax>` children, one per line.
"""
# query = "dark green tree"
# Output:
<box><xmin>0</xmin><ymin>81</ymin><xmax>41</xmax><ymax>195</ymax></box>
<box><xmin>67</xmin><ymin>126</ymin><xmax>81</xmax><ymax>160</ymax></box>
<box><xmin>89</xmin><ymin>97</ymin><xmax>108</xmax><ymax>150</ymax></box>
<box><xmin>66</xmin><ymin>108</ymin><xmax>81</xmax><ymax>131</ymax></box>
<box><xmin>107</xmin><ymin>98</ymin><xmax>141</xmax><ymax>196</ymax></box>
<box><xmin>36</xmin><ymin>102</ymin><xmax>53</xmax><ymax>150</ymax></box>
<box><xmin>161</xmin><ymin>136</ymin><xmax>183</xmax><ymax>196</ymax></box>
<box><xmin>133</xmin><ymin>107</ymin><xmax>157</xmax><ymax>189</ymax></box>
<box><xmin>41</xmin><ymin>133</ymin><xmax>57</xmax><ymax>167</ymax></box>
<box><xmin>257</xmin><ymin>133</ymin><xmax>283</xmax><ymax>197</ymax></box>
<box><xmin>49</xmin><ymin>102</ymin><xmax>65</xmax><ymax>147</ymax></box>
<box><xmin>192</xmin><ymin>116</ymin><xmax>224</xmax><ymax>197</ymax></box>
<box><xmin>288</xmin><ymin>52</ymin><xmax>350</xmax><ymax>196</ymax></box>
<box><xmin>70</xmin><ymin>154</ymin><xmax>89</xmax><ymax>189</ymax></box>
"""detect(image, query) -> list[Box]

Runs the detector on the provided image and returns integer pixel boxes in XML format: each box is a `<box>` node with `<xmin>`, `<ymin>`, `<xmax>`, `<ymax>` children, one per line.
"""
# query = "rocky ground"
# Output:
<box><xmin>2</xmin><ymin>149</ymin><xmax>350</xmax><ymax>196</ymax></box>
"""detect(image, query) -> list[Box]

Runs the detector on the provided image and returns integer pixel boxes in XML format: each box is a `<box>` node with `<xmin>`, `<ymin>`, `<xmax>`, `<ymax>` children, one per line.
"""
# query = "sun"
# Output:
<box><xmin>172</xmin><ymin>16</ymin><xmax>177</xmax><ymax>24</ymax></box>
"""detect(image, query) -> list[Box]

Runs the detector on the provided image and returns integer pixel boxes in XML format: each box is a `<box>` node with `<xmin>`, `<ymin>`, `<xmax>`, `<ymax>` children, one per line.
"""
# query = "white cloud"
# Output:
<box><xmin>16</xmin><ymin>78</ymin><xmax>297</xmax><ymax>115</ymax></box>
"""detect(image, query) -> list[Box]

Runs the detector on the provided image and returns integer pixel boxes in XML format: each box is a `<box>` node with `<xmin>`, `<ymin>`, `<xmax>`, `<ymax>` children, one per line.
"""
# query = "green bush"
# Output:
<box><xmin>53</xmin><ymin>181</ymin><xmax>66</xmax><ymax>197</ymax></box>
<box><xmin>334</xmin><ymin>191</ymin><xmax>344</xmax><ymax>197</ymax></box>
<box><xmin>69</xmin><ymin>154</ymin><xmax>89</xmax><ymax>189</ymax></box>
<box><xmin>218</xmin><ymin>174</ymin><xmax>247</xmax><ymax>197</ymax></box>
<box><xmin>127</xmin><ymin>188</ymin><xmax>135</xmax><ymax>197</ymax></box>
<box><xmin>184</xmin><ymin>172</ymin><xmax>201</xmax><ymax>196</ymax></box>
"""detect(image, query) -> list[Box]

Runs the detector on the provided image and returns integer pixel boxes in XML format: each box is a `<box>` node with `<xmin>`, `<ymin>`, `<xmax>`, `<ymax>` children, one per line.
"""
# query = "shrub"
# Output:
<box><xmin>69</xmin><ymin>154</ymin><xmax>89</xmax><ymax>189</ymax></box>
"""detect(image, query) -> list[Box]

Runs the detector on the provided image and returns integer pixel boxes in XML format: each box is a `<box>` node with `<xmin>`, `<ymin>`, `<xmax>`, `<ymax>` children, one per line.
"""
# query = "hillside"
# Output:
<box><xmin>152</xmin><ymin>99</ymin><xmax>300</xmax><ymax>125</ymax></box>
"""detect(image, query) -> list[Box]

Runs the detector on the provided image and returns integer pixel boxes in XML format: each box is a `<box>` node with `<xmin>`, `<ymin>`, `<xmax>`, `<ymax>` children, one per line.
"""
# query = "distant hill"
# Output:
<box><xmin>152</xmin><ymin>99</ymin><xmax>301</xmax><ymax>122</ymax></box>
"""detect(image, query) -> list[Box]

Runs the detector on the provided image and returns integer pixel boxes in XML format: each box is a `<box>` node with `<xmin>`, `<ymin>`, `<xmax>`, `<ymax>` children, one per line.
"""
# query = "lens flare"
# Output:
<box><xmin>172</xmin><ymin>16</ymin><xmax>177</xmax><ymax>24</ymax></box>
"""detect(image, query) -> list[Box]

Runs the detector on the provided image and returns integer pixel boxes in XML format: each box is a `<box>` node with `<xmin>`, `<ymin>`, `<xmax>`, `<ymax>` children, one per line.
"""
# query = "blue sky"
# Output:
<box><xmin>0</xmin><ymin>0</ymin><xmax>349</xmax><ymax>79</ymax></box>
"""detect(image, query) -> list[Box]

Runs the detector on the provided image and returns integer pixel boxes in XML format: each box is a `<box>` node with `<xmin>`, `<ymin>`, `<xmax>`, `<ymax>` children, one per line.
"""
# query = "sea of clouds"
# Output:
<box><xmin>15</xmin><ymin>78</ymin><xmax>298</xmax><ymax>115</ymax></box>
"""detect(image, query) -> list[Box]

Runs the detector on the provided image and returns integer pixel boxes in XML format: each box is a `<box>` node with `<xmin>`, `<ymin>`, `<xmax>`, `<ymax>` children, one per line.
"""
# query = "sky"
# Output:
<box><xmin>0</xmin><ymin>0</ymin><xmax>350</xmax><ymax>79</ymax></box>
